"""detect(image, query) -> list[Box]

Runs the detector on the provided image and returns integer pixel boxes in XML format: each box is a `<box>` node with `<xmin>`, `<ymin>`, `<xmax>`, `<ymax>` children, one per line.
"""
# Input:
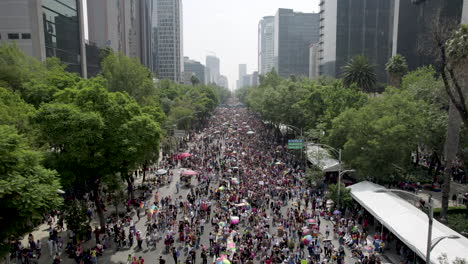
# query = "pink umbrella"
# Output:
<box><xmin>180</xmin><ymin>152</ymin><xmax>192</xmax><ymax>158</ymax></box>
<box><xmin>181</xmin><ymin>169</ymin><xmax>198</xmax><ymax>176</ymax></box>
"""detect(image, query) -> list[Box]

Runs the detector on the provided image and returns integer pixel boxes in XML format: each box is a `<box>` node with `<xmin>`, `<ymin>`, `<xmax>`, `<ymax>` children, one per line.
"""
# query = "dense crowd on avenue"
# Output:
<box><xmin>11</xmin><ymin>101</ymin><xmax>408</xmax><ymax>264</ymax></box>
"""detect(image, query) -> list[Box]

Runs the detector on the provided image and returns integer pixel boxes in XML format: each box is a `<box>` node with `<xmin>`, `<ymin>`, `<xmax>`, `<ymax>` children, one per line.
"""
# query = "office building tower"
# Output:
<box><xmin>206</xmin><ymin>55</ymin><xmax>220</xmax><ymax>84</ymax></box>
<box><xmin>319</xmin><ymin>0</ymin><xmax>394</xmax><ymax>82</ymax></box>
<box><xmin>87</xmin><ymin>0</ymin><xmax>153</xmax><ymax>70</ymax></box>
<box><xmin>153</xmin><ymin>0</ymin><xmax>183</xmax><ymax>82</ymax></box>
<box><xmin>258</xmin><ymin>16</ymin><xmax>275</xmax><ymax>75</ymax></box>
<box><xmin>392</xmin><ymin>0</ymin><xmax>463</xmax><ymax>71</ymax></box>
<box><xmin>274</xmin><ymin>9</ymin><xmax>320</xmax><ymax>78</ymax></box>
<box><xmin>184</xmin><ymin>57</ymin><xmax>206</xmax><ymax>84</ymax></box>
<box><xmin>309</xmin><ymin>44</ymin><xmax>320</xmax><ymax>79</ymax></box>
<box><xmin>237</xmin><ymin>64</ymin><xmax>247</xmax><ymax>89</ymax></box>
<box><xmin>0</xmin><ymin>0</ymin><xmax>87</xmax><ymax>77</ymax></box>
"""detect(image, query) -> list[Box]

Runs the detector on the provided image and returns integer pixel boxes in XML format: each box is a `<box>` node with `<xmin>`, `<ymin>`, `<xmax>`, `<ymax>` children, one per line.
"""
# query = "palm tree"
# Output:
<box><xmin>385</xmin><ymin>54</ymin><xmax>408</xmax><ymax>88</ymax></box>
<box><xmin>342</xmin><ymin>55</ymin><xmax>377</xmax><ymax>93</ymax></box>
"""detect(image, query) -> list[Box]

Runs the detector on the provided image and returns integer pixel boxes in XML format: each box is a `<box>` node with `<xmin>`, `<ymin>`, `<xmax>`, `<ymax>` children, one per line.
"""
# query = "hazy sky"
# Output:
<box><xmin>183</xmin><ymin>0</ymin><xmax>320</xmax><ymax>89</ymax></box>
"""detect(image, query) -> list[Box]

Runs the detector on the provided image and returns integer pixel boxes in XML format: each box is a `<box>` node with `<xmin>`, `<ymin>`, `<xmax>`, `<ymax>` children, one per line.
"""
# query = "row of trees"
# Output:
<box><xmin>237</xmin><ymin>65</ymin><xmax>461</xmax><ymax>181</ymax></box>
<box><xmin>236</xmin><ymin>21</ymin><xmax>467</xmax><ymax>220</ymax></box>
<box><xmin>0</xmin><ymin>43</ymin><xmax>229</xmax><ymax>253</ymax></box>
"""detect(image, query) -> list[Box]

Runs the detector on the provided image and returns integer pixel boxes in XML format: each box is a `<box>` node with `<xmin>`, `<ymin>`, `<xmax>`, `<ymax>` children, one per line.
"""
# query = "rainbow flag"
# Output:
<box><xmin>139</xmin><ymin>202</ymin><xmax>145</xmax><ymax>209</ymax></box>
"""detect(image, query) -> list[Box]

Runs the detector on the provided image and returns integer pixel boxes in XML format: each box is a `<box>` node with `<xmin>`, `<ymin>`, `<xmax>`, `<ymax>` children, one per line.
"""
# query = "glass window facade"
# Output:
<box><xmin>42</xmin><ymin>0</ymin><xmax>81</xmax><ymax>75</ymax></box>
<box><xmin>275</xmin><ymin>9</ymin><xmax>320</xmax><ymax>78</ymax></box>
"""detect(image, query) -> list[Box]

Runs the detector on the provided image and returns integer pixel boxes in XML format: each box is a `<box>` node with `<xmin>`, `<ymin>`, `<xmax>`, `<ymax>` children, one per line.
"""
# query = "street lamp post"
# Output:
<box><xmin>310</xmin><ymin>143</ymin><xmax>343</xmax><ymax>208</ymax></box>
<box><xmin>375</xmin><ymin>189</ymin><xmax>459</xmax><ymax>264</ymax></box>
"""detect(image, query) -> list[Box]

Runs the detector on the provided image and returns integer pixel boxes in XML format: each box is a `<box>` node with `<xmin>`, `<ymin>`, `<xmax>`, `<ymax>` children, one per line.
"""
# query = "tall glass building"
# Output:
<box><xmin>319</xmin><ymin>0</ymin><xmax>394</xmax><ymax>83</ymax></box>
<box><xmin>0</xmin><ymin>0</ymin><xmax>86</xmax><ymax>76</ymax></box>
<box><xmin>42</xmin><ymin>0</ymin><xmax>82</xmax><ymax>74</ymax></box>
<box><xmin>258</xmin><ymin>16</ymin><xmax>275</xmax><ymax>75</ymax></box>
<box><xmin>274</xmin><ymin>9</ymin><xmax>320</xmax><ymax>78</ymax></box>
<box><xmin>152</xmin><ymin>0</ymin><xmax>183</xmax><ymax>82</ymax></box>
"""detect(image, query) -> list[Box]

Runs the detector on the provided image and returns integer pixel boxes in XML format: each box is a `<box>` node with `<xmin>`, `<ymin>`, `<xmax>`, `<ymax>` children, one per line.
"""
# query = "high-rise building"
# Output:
<box><xmin>237</xmin><ymin>64</ymin><xmax>247</xmax><ymax>89</ymax></box>
<box><xmin>319</xmin><ymin>0</ymin><xmax>394</xmax><ymax>82</ymax></box>
<box><xmin>184</xmin><ymin>57</ymin><xmax>206</xmax><ymax>84</ymax></box>
<box><xmin>153</xmin><ymin>0</ymin><xmax>183</xmax><ymax>82</ymax></box>
<box><xmin>206</xmin><ymin>55</ymin><xmax>220</xmax><ymax>84</ymax></box>
<box><xmin>0</xmin><ymin>0</ymin><xmax>87</xmax><ymax>77</ymax></box>
<box><xmin>218</xmin><ymin>75</ymin><xmax>229</xmax><ymax>90</ymax></box>
<box><xmin>392</xmin><ymin>0</ymin><xmax>463</xmax><ymax>71</ymax></box>
<box><xmin>274</xmin><ymin>9</ymin><xmax>320</xmax><ymax>78</ymax></box>
<box><xmin>309</xmin><ymin>44</ymin><xmax>320</xmax><ymax>79</ymax></box>
<box><xmin>258</xmin><ymin>16</ymin><xmax>275</xmax><ymax>75</ymax></box>
<box><xmin>87</xmin><ymin>0</ymin><xmax>153</xmax><ymax>70</ymax></box>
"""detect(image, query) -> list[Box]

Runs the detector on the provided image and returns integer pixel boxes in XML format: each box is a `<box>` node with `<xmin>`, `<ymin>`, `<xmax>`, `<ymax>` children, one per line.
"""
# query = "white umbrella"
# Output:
<box><xmin>246</xmin><ymin>131</ymin><xmax>255</xmax><ymax>135</ymax></box>
<box><xmin>156</xmin><ymin>169</ymin><xmax>167</xmax><ymax>175</ymax></box>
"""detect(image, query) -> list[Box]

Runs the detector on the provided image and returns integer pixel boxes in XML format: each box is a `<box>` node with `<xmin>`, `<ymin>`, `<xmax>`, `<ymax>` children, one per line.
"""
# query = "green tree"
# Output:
<box><xmin>326</xmin><ymin>88</ymin><xmax>429</xmax><ymax>182</ymax></box>
<box><xmin>342</xmin><ymin>55</ymin><xmax>377</xmax><ymax>93</ymax></box>
<box><xmin>101</xmin><ymin>52</ymin><xmax>156</xmax><ymax>105</ymax></box>
<box><xmin>326</xmin><ymin>183</ymin><xmax>353</xmax><ymax>210</ymax></box>
<box><xmin>0</xmin><ymin>125</ymin><xmax>62</xmax><ymax>254</ymax></box>
<box><xmin>385</xmin><ymin>54</ymin><xmax>409</xmax><ymax>88</ymax></box>
<box><xmin>190</xmin><ymin>75</ymin><xmax>200</xmax><ymax>86</ymax></box>
<box><xmin>0</xmin><ymin>87</ymin><xmax>36</xmax><ymax>134</ymax></box>
<box><xmin>63</xmin><ymin>199</ymin><xmax>89</xmax><ymax>241</ymax></box>
<box><xmin>34</xmin><ymin>79</ymin><xmax>160</xmax><ymax>228</ymax></box>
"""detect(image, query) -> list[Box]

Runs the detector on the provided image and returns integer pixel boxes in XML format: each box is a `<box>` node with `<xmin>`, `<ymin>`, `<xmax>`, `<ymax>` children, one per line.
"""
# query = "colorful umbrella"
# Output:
<box><xmin>306</xmin><ymin>219</ymin><xmax>317</xmax><ymax>224</ymax></box>
<box><xmin>302</xmin><ymin>235</ymin><xmax>313</xmax><ymax>245</ymax></box>
<box><xmin>363</xmin><ymin>245</ymin><xmax>374</xmax><ymax>253</ymax></box>
<box><xmin>181</xmin><ymin>169</ymin><xmax>198</xmax><ymax>175</ymax></box>
<box><xmin>230</xmin><ymin>216</ymin><xmax>240</xmax><ymax>225</ymax></box>
<box><xmin>218</xmin><ymin>221</ymin><xmax>227</xmax><ymax>227</ymax></box>
<box><xmin>227</xmin><ymin>242</ymin><xmax>236</xmax><ymax>250</ymax></box>
<box><xmin>156</xmin><ymin>169</ymin><xmax>167</xmax><ymax>175</ymax></box>
<box><xmin>333</xmin><ymin>210</ymin><xmax>342</xmax><ymax>215</ymax></box>
<box><xmin>180</xmin><ymin>152</ymin><xmax>192</xmax><ymax>158</ymax></box>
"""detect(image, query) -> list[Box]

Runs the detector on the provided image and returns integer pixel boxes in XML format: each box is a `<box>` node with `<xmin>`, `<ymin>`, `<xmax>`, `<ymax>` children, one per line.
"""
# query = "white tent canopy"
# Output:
<box><xmin>348</xmin><ymin>181</ymin><xmax>468</xmax><ymax>263</ymax></box>
<box><xmin>305</xmin><ymin>144</ymin><xmax>341</xmax><ymax>172</ymax></box>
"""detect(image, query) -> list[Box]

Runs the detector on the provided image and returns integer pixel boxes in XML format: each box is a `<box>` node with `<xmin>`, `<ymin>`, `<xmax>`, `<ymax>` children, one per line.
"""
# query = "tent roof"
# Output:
<box><xmin>348</xmin><ymin>181</ymin><xmax>468</xmax><ymax>263</ymax></box>
<box><xmin>305</xmin><ymin>144</ymin><xmax>341</xmax><ymax>172</ymax></box>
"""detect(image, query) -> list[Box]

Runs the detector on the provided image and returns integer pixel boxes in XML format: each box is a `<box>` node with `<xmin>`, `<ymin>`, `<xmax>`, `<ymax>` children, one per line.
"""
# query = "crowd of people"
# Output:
<box><xmin>11</xmin><ymin>100</ymin><xmax>396</xmax><ymax>264</ymax></box>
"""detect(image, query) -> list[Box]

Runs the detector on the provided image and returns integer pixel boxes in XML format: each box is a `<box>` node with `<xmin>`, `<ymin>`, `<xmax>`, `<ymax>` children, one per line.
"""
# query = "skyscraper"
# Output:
<box><xmin>153</xmin><ymin>0</ymin><xmax>183</xmax><ymax>82</ymax></box>
<box><xmin>184</xmin><ymin>57</ymin><xmax>206</xmax><ymax>84</ymax></box>
<box><xmin>237</xmin><ymin>64</ymin><xmax>247</xmax><ymax>89</ymax></box>
<box><xmin>87</xmin><ymin>0</ymin><xmax>153</xmax><ymax>70</ymax></box>
<box><xmin>206</xmin><ymin>55</ymin><xmax>220</xmax><ymax>84</ymax></box>
<box><xmin>218</xmin><ymin>75</ymin><xmax>229</xmax><ymax>90</ymax></box>
<box><xmin>319</xmin><ymin>0</ymin><xmax>394</xmax><ymax>82</ymax></box>
<box><xmin>392</xmin><ymin>0</ymin><xmax>463</xmax><ymax>71</ymax></box>
<box><xmin>274</xmin><ymin>9</ymin><xmax>320</xmax><ymax>78</ymax></box>
<box><xmin>0</xmin><ymin>0</ymin><xmax>87</xmax><ymax>76</ymax></box>
<box><xmin>258</xmin><ymin>16</ymin><xmax>275</xmax><ymax>75</ymax></box>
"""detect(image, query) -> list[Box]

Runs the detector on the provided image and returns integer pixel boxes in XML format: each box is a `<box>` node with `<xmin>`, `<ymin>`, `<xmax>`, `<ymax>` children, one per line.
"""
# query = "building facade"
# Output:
<box><xmin>87</xmin><ymin>0</ymin><xmax>153</xmax><ymax>70</ymax></box>
<box><xmin>206</xmin><ymin>55</ymin><xmax>220</xmax><ymax>84</ymax></box>
<box><xmin>309</xmin><ymin>44</ymin><xmax>320</xmax><ymax>79</ymax></box>
<box><xmin>153</xmin><ymin>0</ymin><xmax>183</xmax><ymax>82</ymax></box>
<box><xmin>237</xmin><ymin>64</ymin><xmax>247</xmax><ymax>89</ymax></box>
<box><xmin>392</xmin><ymin>0</ymin><xmax>463</xmax><ymax>71</ymax></box>
<box><xmin>184</xmin><ymin>57</ymin><xmax>206</xmax><ymax>84</ymax></box>
<box><xmin>319</xmin><ymin>0</ymin><xmax>394</xmax><ymax>83</ymax></box>
<box><xmin>258</xmin><ymin>16</ymin><xmax>275</xmax><ymax>75</ymax></box>
<box><xmin>0</xmin><ymin>0</ymin><xmax>86</xmax><ymax>76</ymax></box>
<box><xmin>274</xmin><ymin>9</ymin><xmax>320</xmax><ymax>78</ymax></box>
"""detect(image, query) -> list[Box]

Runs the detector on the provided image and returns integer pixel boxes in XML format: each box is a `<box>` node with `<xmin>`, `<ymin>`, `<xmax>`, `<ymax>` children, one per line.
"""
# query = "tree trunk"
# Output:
<box><xmin>441</xmin><ymin>102</ymin><xmax>462</xmax><ymax>222</ymax></box>
<box><xmin>142</xmin><ymin>164</ymin><xmax>147</xmax><ymax>183</ymax></box>
<box><xmin>126</xmin><ymin>177</ymin><xmax>135</xmax><ymax>200</ymax></box>
<box><xmin>92</xmin><ymin>182</ymin><xmax>106</xmax><ymax>229</ymax></box>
